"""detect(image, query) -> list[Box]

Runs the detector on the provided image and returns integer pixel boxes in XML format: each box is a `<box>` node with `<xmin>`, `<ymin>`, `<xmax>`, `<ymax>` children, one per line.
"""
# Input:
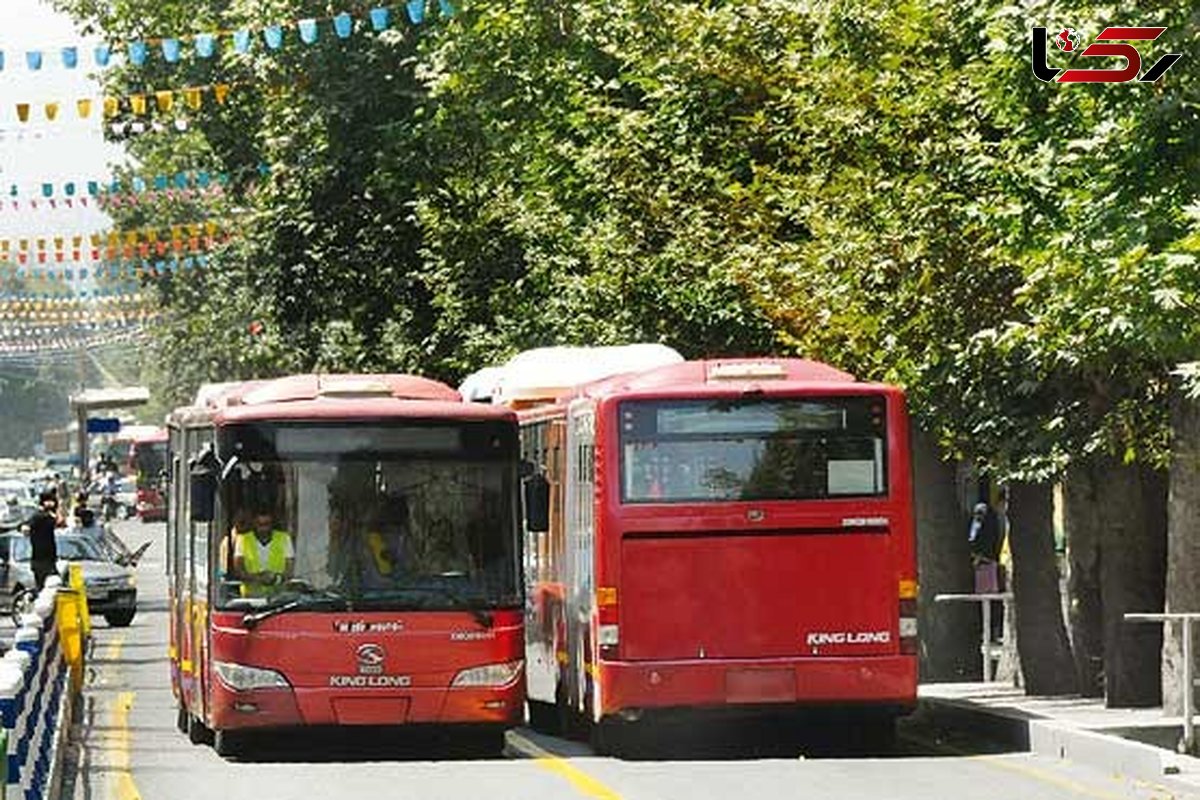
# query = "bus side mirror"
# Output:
<box><xmin>523</xmin><ymin>473</ymin><xmax>550</xmax><ymax>533</ymax></box>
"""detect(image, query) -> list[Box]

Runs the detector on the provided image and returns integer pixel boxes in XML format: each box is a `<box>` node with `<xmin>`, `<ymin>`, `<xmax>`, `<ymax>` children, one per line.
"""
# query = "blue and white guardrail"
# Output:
<box><xmin>0</xmin><ymin>578</ymin><xmax>75</xmax><ymax>800</ymax></box>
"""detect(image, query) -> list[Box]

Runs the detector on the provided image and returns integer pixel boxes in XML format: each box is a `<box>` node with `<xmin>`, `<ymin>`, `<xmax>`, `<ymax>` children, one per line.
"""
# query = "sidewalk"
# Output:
<box><xmin>920</xmin><ymin>682</ymin><xmax>1200</xmax><ymax>796</ymax></box>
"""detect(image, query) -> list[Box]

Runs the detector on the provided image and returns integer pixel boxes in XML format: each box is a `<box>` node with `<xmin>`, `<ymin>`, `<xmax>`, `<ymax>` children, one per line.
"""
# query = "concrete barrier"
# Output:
<box><xmin>0</xmin><ymin>577</ymin><xmax>82</xmax><ymax>800</ymax></box>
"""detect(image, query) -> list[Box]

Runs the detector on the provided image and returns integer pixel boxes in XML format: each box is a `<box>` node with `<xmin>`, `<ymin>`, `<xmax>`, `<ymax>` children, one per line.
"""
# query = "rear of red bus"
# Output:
<box><xmin>588</xmin><ymin>361</ymin><xmax>917</xmax><ymax>737</ymax></box>
<box><xmin>176</xmin><ymin>390</ymin><xmax>524</xmax><ymax>755</ymax></box>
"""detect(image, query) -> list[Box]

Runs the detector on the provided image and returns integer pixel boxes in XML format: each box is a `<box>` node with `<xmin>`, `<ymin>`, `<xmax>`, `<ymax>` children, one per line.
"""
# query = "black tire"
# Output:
<box><xmin>527</xmin><ymin>700</ymin><xmax>560</xmax><ymax>735</ymax></box>
<box><xmin>10</xmin><ymin>587</ymin><xmax>34</xmax><ymax>626</ymax></box>
<box><xmin>213</xmin><ymin>728</ymin><xmax>247</xmax><ymax>759</ymax></box>
<box><xmin>105</xmin><ymin>610</ymin><xmax>136</xmax><ymax>627</ymax></box>
<box><xmin>186</xmin><ymin>713</ymin><xmax>211</xmax><ymax>745</ymax></box>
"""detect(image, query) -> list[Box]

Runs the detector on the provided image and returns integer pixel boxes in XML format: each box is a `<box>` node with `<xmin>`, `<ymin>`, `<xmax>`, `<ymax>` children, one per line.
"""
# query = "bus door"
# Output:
<box><xmin>189</xmin><ymin>428</ymin><xmax>214</xmax><ymax>723</ymax></box>
<box><xmin>563</xmin><ymin>405</ymin><xmax>596</xmax><ymax>715</ymax></box>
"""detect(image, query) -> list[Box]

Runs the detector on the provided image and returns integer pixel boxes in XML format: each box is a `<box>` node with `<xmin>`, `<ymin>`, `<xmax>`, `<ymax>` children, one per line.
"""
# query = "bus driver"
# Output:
<box><xmin>232</xmin><ymin>508</ymin><xmax>294</xmax><ymax>598</ymax></box>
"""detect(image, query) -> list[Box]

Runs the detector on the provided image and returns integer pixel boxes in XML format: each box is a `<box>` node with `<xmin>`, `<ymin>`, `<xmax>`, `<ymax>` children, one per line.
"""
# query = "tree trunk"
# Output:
<box><xmin>1100</xmin><ymin>463</ymin><xmax>1167</xmax><ymax>707</ymax></box>
<box><xmin>1164</xmin><ymin>393</ymin><xmax>1200</xmax><ymax>715</ymax></box>
<box><xmin>912</xmin><ymin>426</ymin><xmax>978</xmax><ymax>681</ymax></box>
<box><xmin>1064</xmin><ymin>465</ymin><xmax>1105</xmax><ymax>697</ymax></box>
<box><xmin>1066</xmin><ymin>457</ymin><xmax>1167</xmax><ymax>707</ymax></box>
<box><xmin>1007</xmin><ymin>481</ymin><xmax>1076</xmax><ymax>695</ymax></box>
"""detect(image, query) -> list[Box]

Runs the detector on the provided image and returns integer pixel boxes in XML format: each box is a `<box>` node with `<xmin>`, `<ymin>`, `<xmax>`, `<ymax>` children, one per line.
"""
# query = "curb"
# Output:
<box><xmin>919</xmin><ymin>695</ymin><xmax>1200</xmax><ymax>794</ymax></box>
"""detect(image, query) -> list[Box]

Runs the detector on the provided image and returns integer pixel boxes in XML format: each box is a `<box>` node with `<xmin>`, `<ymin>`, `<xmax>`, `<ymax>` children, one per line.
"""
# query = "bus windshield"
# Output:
<box><xmin>133</xmin><ymin>440</ymin><xmax>167</xmax><ymax>488</ymax></box>
<box><xmin>620</xmin><ymin>396</ymin><xmax>888</xmax><ymax>502</ymax></box>
<box><xmin>214</xmin><ymin>421</ymin><xmax>520</xmax><ymax>612</ymax></box>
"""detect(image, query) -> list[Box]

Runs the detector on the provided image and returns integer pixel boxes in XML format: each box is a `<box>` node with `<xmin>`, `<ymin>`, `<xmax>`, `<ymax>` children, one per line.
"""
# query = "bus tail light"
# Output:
<box><xmin>452</xmin><ymin>660</ymin><xmax>524</xmax><ymax>688</ymax></box>
<box><xmin>597</xmin><ymin>587</ymin><xmax>619</xmax><ymax>659</ymax></box>
<box><xmin>214</xmin><ymin>661</ymin><xmax>290</xmax><ymax>691</ymax></box>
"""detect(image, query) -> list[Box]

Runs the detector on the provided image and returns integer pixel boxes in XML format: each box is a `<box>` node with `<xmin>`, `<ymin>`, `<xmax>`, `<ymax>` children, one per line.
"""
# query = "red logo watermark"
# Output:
<box><xmin>1032</xmin><ymin>26</ymin><xmax>1183</xmax><ymax>83</ymax></box>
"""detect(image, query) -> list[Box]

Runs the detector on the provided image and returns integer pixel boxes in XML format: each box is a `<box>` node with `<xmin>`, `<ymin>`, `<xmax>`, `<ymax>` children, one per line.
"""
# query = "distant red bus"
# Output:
<box><xmin>166</xmin><ymin>374</ymin><xmax>524</xmax><ymax>757</ymax></box>
<box><xmin>512</xmin><ymin>357</ymin><xmax>917</xmax><ymax>752</ymax></box>
<box><xmin>130</xmin><ymin>428</ymin><xmax>168</xmax><ymax>521</ymax></box>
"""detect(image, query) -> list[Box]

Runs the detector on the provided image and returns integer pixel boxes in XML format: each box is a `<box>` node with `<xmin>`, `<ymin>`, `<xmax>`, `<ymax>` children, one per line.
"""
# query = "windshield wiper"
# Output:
<box><xmin>242</xmin><ymin>588</ymin><xmax>349</xmax><ymax>629</ymax></box>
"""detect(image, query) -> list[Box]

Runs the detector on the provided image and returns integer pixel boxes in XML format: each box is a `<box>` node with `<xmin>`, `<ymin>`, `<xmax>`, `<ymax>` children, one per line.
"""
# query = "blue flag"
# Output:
<box><xmin>195</xmin><ymin>33</ymin><xmax>216</xmax><ymax>58</ymax></box>
<box><xmin>407</xmin><ymin>0</ymin><xmax>425</xmax><ymax>24</ymax></box>
<box><xmin>162</xmin><ymin>38</ymin><xmax>181</xmax><ymax>63</ymax></box>
<box><xmin>369</xmin><ymin>7</ymin><xmax>391</xmax><ymax>30</ymax></box>
<box><xmin>26</xmin><ymin>51</ymin><xmax>42</xmax><ymax>70</ymax></box>
<box><xmin>299</xmin><ymin>19</ymin><xmax>319</xmax><ymax>44</ymax></box>
<box><xmin>263</xmin><ymin>25</ymin><xmax>284</xmax><ymax>50</ymax></box>
<box><xmin>128</xmin><ymin>40</ymin><xmax>147</xmax><ymax>66</ymax></box>
<box><xmin>62</xmin><ymin>47</ymin><xmax>78</xmax><ymax>68</ymax></box>
<box><xmin>234</xmin><ymin>29</ymin><xmax>251</xmax><ymax>54</ymax></box>
<box><xmin>334</xmin><ymin>13</ymin><xmax>353</xmax><ymax>38</ymax></box>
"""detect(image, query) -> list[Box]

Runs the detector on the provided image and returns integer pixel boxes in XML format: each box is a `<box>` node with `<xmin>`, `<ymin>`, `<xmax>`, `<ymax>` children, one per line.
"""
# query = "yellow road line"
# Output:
<box><xmin>104</xmin><ymin>636</ymin><xmax>142</xmax><ymax>800</ymax></box>
<box><xmin>507</xmin><ymin>732</ymin><xmax>623</xmax><ymax>800</ymax></box>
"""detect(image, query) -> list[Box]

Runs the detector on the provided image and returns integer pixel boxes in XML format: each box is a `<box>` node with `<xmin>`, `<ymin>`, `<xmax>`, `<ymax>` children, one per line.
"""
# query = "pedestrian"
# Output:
<box><xmin>29</xmin><ymin>489</ymin><xmax>60</xmax><ymax>590</ymax></box>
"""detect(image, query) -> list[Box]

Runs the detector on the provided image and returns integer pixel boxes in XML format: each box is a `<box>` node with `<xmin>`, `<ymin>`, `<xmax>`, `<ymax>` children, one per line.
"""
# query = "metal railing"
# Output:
<box><xmin>935</xmin><ymin>592</ymin><xmax>1017</xmax><ymax>684</ymax></box>
<box><xmin>1124</xmin><ymin>612</ymin><xmax>1200</xmax><ymax>755</ymax></box>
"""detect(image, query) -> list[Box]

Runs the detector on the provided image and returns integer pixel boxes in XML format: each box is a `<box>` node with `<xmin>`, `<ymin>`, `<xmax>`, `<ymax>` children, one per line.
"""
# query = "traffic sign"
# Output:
<box><xmin>85</xmin><ymin>417</ymin><xmax>121</xmax><ymax>434</ymax></box>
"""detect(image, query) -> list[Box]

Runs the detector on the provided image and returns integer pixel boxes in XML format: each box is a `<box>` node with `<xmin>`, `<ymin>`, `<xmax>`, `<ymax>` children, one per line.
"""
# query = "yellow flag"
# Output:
<box><xmin>125</xmin><ymin>230</ymin><xmax>138</xmax><ymax>246</ymax></box>
<box><xmin>77</xmin><ymin>98</ymin><xmax>93</xmax><ymax>118</ymax></box>
<box><xmin>45</xmin><ymin>103</ymin><xmax>60</xmax><ymax>121</ymax></box>
<box><xmin>155</xmin><ymin>91</ymin><xmax>174</xmax><ymax>113</ymax></box>
<box><xmin>103</xmin><ymin>97</ymin><xmax>119</xmax><ymax>118</ymax></box>
<box><xmin>90</xmin><ymin>234</ymin><xmax>102</xmax><ymax>247</ymax></box>
<box><xmin>107</xmin><ymin>233</ymin><xmax>119</xmax><ymax>248</ymax></box>
<box><xmin>206</xmin><ymin>220</ymin><xmax>219</xmax><ymax>236</ymax></box>
<box><xmin>185</xmin><ymin>88</ymin><xmax>202</xmax><ymax>110</ymax></box>
<box><xmin>18</xmin><ymin>239</ymin><xmax>29</xmax><ymax>252</ymax></box>
<box><xmin>213</xmin><ymin>84</ymin><xmax>231</xmax><ymax>104</ymax></box>
<box><xmin>130</xmin><ymin>94</ymin><xmax>147</xmax><ymax>115</ymax></box>
<box><xmin>16</xmin><ymin>104</ymin><xmax>30</xmax><ymax>122</ymax></box>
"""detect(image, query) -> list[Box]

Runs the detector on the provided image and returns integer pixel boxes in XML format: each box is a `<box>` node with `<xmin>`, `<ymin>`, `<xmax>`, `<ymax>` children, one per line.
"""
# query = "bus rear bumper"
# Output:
<box><xmin>597</xmin><ymin>655</ymin><xmax>917</xmax><ymax>718</ymax></box>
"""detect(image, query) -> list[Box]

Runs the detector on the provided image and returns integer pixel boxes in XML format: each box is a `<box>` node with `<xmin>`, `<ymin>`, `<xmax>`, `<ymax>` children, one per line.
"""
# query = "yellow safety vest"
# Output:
<box><xmin>239</xmin><ymin>530</ymin><xmax>290</xmax><ymax>597</ymax></box>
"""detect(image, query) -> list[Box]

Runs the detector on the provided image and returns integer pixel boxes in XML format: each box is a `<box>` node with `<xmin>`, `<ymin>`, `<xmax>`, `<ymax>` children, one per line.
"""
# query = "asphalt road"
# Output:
<box><xmin>60</xmin><ymin>520</ymin><xmax>1185</xmax><ymax>800</ymax></box>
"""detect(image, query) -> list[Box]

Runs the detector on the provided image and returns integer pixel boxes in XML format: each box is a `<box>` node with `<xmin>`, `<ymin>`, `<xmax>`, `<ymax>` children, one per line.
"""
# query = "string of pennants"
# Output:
<box><xmin>0</xmin><ymin>1</ymin><xmax>454</xmax><ymax>73</ymax></box>
<box><xmin>4</xmin><ymin>82</ymin><xmax>240</xmax><ymax>124</ymax></box>
<box><xmin>0</xmin><ymin>329</ymin><xmax>152</xmax><ymax>357</ymax></box>
<box><xmin>3</xmin><ymin>169</ymin><xmax>243</xmax><ymax>200</ymax></box>
<box><xmin>0</xmin><ymin>222</ymin><xmax>230</xmax><ymax>263</ymax></box>
<box><xmin>0</xmin><ymin>166</ymin><xmax>263</xmax><ymax>201</ymax></box>
<box><xmin>1</xmin><ymin>255</ymin><xmax>212</xmax><ymax>288</ymax></box>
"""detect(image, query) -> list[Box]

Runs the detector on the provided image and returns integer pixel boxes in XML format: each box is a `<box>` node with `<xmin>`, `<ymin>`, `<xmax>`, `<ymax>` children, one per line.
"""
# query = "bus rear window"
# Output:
<box><xmin>619</xmin><ymin>397</ymin><xmax>887</xmax><ymax>503</ymax></box>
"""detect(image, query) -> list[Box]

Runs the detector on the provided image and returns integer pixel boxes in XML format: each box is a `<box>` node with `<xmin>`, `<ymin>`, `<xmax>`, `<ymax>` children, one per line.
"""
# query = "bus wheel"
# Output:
<box><xmin>590</xmin><ymin>718</ymin><xmax>635</xmax><ymax>758</ymax></box>
<box><xmin>527</xmin><ymin>700</ymin><xmax>560</xmax><ymax>735</ymax></box>
<box><xmin>186</xmin><ymin>713</ymin><xmax>212</xmax><ymax>746</ymax></box>
<box><xmin>214</xmin><ymin>729</ymin><xmax>248</xmax><ymax>759</ymax></box>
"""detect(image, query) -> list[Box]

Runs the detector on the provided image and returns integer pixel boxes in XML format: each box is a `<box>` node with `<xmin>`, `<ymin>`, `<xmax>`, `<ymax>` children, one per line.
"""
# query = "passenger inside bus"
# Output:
<box><xmin>232</xmin><ymin>508</ymin><xmax>294</xmax><ymax>597</ymax></box>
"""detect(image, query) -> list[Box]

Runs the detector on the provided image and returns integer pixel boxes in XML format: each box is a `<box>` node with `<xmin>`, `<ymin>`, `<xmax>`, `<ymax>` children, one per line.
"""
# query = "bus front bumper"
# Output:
<box><xmin>209</xmin><ymin>681</ymin><xmax>524</xmax><ymax>731</ymax></box>
<box><xmin>595</xmin><ymin>655</ymin><xmax>917</xmax><ymax>718</ymax></box>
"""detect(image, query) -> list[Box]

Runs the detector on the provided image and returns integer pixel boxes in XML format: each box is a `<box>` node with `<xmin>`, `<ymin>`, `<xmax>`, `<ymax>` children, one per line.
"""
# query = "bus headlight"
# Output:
<box><xmin>214</xmin><ymin>661</ymin><xmax>291</xmax><ymax>691</ymax></box>
<box><xmin>451</xmin><ymin>660</ymin><xmax>523</xmax><ymax>688</ymax></box>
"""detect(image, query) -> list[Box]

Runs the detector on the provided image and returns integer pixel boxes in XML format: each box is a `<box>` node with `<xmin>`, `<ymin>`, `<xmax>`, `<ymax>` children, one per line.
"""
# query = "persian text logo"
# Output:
<box><xmin>1032</xmin><ymin>26</ymin><xmax>1183</xmax><ymax>83</ymax></box>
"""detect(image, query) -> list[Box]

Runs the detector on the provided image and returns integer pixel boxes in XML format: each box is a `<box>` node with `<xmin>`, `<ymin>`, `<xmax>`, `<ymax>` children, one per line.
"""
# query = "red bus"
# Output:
<box><xmin>166</xmin><ymin>374</ymin><xmax>524</xmax><ymax>757</ymax></box>
<box><xmin>130</xmin><ymin>428</ymin><xmax>168</xmax><ymax>521</ymax></box>
<box><xmin>509</xmin><ymin>356</ymin><xmax>917</xmax><ymax>752</ymax></box>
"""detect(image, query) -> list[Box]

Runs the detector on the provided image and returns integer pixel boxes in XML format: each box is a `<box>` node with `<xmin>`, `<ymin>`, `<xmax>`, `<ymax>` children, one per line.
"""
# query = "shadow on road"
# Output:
<box><xmin>532</xmin><ymin>707</ymin><xmax>1020</xmax><ymax>762</ymax></box>
<box><xmin>217</xmin><ymin>727</ymin><xmax>511</xmax><ymax>764</ymax></box>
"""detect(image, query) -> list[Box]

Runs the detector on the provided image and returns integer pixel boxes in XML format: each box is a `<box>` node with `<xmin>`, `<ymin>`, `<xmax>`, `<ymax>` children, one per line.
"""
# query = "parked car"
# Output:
<box><xmin>0</xmin><ymin>531</ymin><xmax>138</xmax><ymax>627</ymax></box>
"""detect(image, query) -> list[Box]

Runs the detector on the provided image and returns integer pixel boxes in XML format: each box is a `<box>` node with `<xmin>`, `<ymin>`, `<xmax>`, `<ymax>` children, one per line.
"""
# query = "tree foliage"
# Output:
<box><xmin>47</xmin><ymin>0</ymin><xmax>1198</xmax><ymax>482</ymax></box>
